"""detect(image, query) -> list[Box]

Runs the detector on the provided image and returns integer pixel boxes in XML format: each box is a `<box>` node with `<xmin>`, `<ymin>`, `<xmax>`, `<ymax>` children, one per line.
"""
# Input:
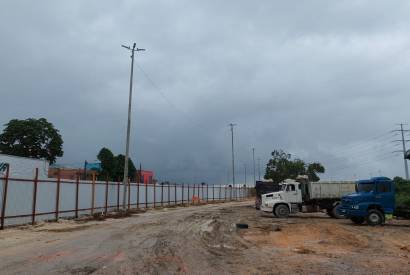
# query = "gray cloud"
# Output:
<box><xmin>1</xmin><ymin>0</ymin><xmax>410</xmax><ymax>183</ymax></box>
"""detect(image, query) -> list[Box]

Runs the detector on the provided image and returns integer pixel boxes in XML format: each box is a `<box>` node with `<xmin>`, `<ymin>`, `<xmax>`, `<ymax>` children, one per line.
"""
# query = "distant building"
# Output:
<box><xmin>0</xmin><ymin>153</ymin><xmax>49</xmax><ymax>179</ymax></box>
<box><xmin>136</xmin><ymin>170</ymin><xmax>154</xmax><ymax>184</ymax></box>
<box><xmin>48</xmin><ymin>167</ymin><xmax>86</xmax><ymax>180</ymax></box>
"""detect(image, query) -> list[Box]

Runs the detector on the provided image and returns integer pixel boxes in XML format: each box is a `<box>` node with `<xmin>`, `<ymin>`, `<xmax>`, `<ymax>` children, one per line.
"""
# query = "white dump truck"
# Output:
<box><xmin>260</xmin><ymin>177</ymin><xmax>356</xmax><ymax>218</ymax></box>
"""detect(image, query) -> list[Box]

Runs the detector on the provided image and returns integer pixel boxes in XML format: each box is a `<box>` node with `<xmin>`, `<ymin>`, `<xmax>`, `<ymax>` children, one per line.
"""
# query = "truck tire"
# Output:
<box><xmin>350</xmin><ymin>216</ymin><xmax>365</xmax><ymax>224</ymax></box>
<box><xmin>274</xmin><ymin>204</ymin><xmax>290</xmax><ymax>218</ymax></box>
<box><xmin>331</xmin><ymin>204</ymin><xmax>345</xmax><ymax>219</ymax></box>
<box><xmin>366</xmin><ymin>209</ymin><xmax>384</xmax><ymax>226</ymax></box>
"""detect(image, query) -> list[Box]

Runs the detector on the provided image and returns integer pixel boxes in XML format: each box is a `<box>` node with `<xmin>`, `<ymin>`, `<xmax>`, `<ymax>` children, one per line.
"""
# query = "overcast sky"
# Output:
<box><xmin>1</xmin><ymin>1</ymin><xmax>410</xmax><ymax>184</ymax></box>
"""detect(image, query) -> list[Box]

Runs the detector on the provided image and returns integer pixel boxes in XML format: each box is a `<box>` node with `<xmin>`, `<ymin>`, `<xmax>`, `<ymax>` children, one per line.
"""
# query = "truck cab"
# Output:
<box><xmin>260</xmin><ymin>179</ymin><xmax>302</xmax><ymax>217</ymax></box>
<box><xmin>339</xmin><ymin>177</ymin><xmax>395</xmax><ymax>225</ymax></box>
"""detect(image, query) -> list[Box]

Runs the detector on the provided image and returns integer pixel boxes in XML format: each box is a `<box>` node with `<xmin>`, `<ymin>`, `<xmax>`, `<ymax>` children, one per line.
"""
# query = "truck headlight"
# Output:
<box><xmin>351</xmin><ymin>205</ymin><xmax>359</xmax><ymax>210</ymax></box>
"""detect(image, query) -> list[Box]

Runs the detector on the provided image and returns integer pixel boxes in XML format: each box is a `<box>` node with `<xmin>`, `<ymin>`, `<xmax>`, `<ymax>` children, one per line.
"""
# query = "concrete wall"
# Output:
<box><xmin>0</xmin><ymin>154</ymin><xmax>49</xmax><ymax>179</ymax></box>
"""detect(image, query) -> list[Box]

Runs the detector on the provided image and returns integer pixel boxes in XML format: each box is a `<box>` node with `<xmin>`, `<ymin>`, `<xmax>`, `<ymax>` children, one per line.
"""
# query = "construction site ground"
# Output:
<box><xmin>0</xmin><ymin>200</ymin><xmax>409</xmax><ymax>274</ymax></box>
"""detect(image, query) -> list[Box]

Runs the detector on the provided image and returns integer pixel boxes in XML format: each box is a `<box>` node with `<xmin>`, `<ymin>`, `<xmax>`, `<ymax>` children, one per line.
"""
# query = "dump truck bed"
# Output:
<box><xmin>308</xmin><ymin>181</ymin><xmax>356</xmax><ymax>200</ymax></box>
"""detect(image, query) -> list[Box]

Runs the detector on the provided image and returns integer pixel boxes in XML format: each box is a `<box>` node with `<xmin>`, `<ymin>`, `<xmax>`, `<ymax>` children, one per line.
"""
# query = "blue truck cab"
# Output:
<box><xmin>339</xmin><ymin>177</ymin><xmax>395</xmax><ymax>226</ymax></box>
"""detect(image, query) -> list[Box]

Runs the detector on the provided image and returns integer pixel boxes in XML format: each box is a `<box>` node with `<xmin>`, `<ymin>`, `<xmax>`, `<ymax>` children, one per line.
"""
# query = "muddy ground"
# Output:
<box><xmin>0</xmin><ymin>201</ymin><xmax>409</xmax><ymax>274</ymax></box>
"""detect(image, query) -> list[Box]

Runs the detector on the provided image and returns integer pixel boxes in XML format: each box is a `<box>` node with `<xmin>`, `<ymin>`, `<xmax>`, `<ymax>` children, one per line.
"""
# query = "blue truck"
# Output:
<box><xmin>339</xmin><ymin>177</ymin><xmax>410</xmax><ymax>225</ymax></box>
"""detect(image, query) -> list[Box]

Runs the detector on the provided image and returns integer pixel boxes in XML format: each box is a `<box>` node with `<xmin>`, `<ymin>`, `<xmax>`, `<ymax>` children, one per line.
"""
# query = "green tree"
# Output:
<box><xmin>306</xmin><ymin>163</ymin><xmax>325</xmax><ymax>182</ymax></box>
<box><xmin>97</xmin><ymin>147</ymin><xmax>115</xmax><ymax>180</ymax></box>
<box><xmin>264</xmin><ymin>149</ymin><xmax>325</xmax><ymax>183</ymax></box>
<box><xmin>0</xmin><ymin>118</ymin><xmax>63</xmax><ymax>164</ymax></box>
<box><xmin>113</xmin><ymin>154</ymin><xmax>137</xmax><ymax>181</ymax></box>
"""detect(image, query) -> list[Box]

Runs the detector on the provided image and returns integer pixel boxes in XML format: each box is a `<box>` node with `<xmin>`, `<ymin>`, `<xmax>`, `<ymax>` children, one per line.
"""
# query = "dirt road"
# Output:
<box><xmin>0</xmin><ymin>201</ymin><xmax>409</xmax><ymax>274</ymax></box>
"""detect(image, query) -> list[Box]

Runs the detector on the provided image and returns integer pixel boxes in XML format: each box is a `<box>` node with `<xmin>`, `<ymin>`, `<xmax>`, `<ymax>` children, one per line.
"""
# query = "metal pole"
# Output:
<box><xmin>121</xmin><ymin>43</ymin><xmax>145</xmax><ymax>210</ymax></box>
<box><xmin>400</xmin><ymin>123</ymin><xmax>409</xmax><ymax>179</ymax></box>
<box><xmin>1</xmin><ymin>165</ymin><xmax>10</xmax><ymax>230</ymax></box>
<box><xmin>91</xmin><ymin>173</ymin><xmax>95</xmax><ymax>215</ymax></box>
<box><xmin>252</xmin><ymin>148</ymin><xmax>256</xmax><ymax>186</ymax></box>
<box><xmin>75</xmin><ymin>172</ymin><xmax>79</xmax><ymax>218</ymax></box>
<box><xmin>55</xmin><ymin>169</ymin><xmax>61</xmax><ymax>221</ymax></box>
<box><xmin>229</xmin><ymin>123</ymin><xmax>236</xmax><ymax>200</ymax></box>
<box><xmin>31</xmin><ymin>168</ymin><xmax>39</xmax><ymax>225</ymax></box>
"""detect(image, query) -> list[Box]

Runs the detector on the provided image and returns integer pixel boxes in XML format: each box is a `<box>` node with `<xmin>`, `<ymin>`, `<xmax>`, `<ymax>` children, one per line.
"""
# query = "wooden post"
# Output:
<box><xmin>55</xmin><ymin>169</ymin><xmax>61</xmax><ymax>221</ymax></box>
<box><xmin>0</xmin><ymin>165</ymin><xmax>10</xmax><ymax>230</ymax></box>
<box><xmin>105</xmin><ymin>177</ymin><xmax>109</xmax><ymax>214</ymax></box>
<box><xmin>75</xmin><ymin>172</ymin><xmax>80</xmax><ymax>218</ymax></box>
<box><xmin>31</xmin><ymin>168</ymin><xmax>39</xmax><ymax>225</ymax></box>
<box><xmin>91</xmin><ymin>173</ymin><xmax>95</xmax><ymax>215</ymax></box>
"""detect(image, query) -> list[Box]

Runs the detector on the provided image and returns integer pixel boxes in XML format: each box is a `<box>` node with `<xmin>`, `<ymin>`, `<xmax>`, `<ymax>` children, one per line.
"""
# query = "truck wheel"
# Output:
<box><xmin>366</xmin><ymin>209</ymin><xmax>383</xmax><ymax>226</ymax></box>
<box><xmin>274</xmin><ymin>205</ymin><xmax>290</xmax><ymax>218</ymax></box>
<box><xmin>350</xmin><ymin>217</ymin><xmax>365</xmax><ymax>224</ymax></box>
<box><xmin>331</xmin><ymin>204</ymin><xmax>345</xmax><ymax>219</ymax></box>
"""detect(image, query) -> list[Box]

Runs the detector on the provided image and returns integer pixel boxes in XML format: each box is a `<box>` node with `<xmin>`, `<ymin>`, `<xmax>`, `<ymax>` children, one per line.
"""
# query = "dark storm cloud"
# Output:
<box><xmin>1</xmin><ymin>0</ymin><xmax>410</xmax><ymax>183</ymax></box>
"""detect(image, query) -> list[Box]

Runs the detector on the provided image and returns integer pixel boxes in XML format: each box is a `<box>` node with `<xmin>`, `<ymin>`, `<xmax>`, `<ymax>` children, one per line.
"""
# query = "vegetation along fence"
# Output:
<box><xmin>0</xmin><ymin>167</ymin><xmax>252</xmax><ymax>229</ymax></box>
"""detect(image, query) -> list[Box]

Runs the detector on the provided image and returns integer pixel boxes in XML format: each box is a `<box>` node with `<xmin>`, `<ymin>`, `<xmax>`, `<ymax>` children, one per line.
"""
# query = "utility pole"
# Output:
<box><xmin>229</xmin><ymin>123</ymin><xmax>236</xmax><ymax>200</ymax></box>
<box><xmin>393</xmin><ymin>124</ymin><xmax>410</xmax><ymax>180</ymax></box>
<box><xmin>121</xmin><ymin>43</ymin><xmax>145</xmax><ymax>210</ymax></box>
<box><xmin>244</xmin><ymin>163</ymin><xmax>247</xmax><ymax>186</ymax></box>
<box><xmin>257</xmin><ymin>157</ymin><xmax>261</xmax><ymax>180</ymax></box>
<box><xmin>252</xmin><ymin>148</ymin><xmax>256</xmax><ymax>185</ymax></box>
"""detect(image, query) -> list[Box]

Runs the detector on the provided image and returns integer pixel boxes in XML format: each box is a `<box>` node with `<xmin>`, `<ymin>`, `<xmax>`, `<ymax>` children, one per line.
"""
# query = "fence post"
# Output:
<box><xmin>55</xmin><ymin>169</ymin><xmax>61</xmax><ymax>221</ymax></box>
<box><xmin>75</xmin><ymin>172</ymin><xmax>79</xmax><ymax>218</ymax></box>
<box><xmin>212</xmin><ymin>184</ymin><xmax>215</xmax><ymax>201</ymax></box>
<box><xmin>174</xmin><ymin>184</ymin><xmax>177</xmax><ymax>205</ymax></box>
<box><xmin>105</xmin><ymin>177</ymin><xmax>109</xmax><ymax>214</ymax></box>
<box><xmin>153</xmin><ymin>183</ymin><xmax>156</xmax><ymax>208</ymax></box>
<box><xmin>31</xmin><ymin>168</ymin><xmax>39</xmax><ymax>225</ymax></box>
<box><xmin>206</xmin><ymin>184</ymin><xmax>209</xmax><ymax>203</ymax></box>
<box><xmin>137</xmin><ymin>183</ymin><xmax>140</xmax><ymax>209</ymax></box>
<box><xmin>91</xmin><ymin>173</ymin><xmax>95</xmax><ymax>215</ymax></box>
<box><xmin>187</xmin><ymin>184</ymin><xmax>190</xmax><ymax>205</ymax></box>
<box><xmin>182</xmin><ymin>184</ymin><xmax>185</xmax><ymax>205</ymax></box>
<box><xmin>117</xmin><ymin>179</ymin><xmax>120</xmax><ymax>210</ymax></box>
<box><xmin>0</xmin><ymin>165</ymin><xmax>10</xmax><ymax>230</ymax></box>
<box><xmin>161</xmin><ymin>183</ymin><xmax>164</xmax><ymax>207</ymax></box>
<box><xmin>168</xmin><ymin>184</ymin><xmax>170</xmax><ymax>206</ymax></box>
<box><xmin>128</xmin><ymin>178</ymin><xmax>131</xmax><ymax>210</ymax></box>
<box><xmin>145</xmin><ymin>183</ymin><xmax>148</xmax><ymax>208</ymax></box>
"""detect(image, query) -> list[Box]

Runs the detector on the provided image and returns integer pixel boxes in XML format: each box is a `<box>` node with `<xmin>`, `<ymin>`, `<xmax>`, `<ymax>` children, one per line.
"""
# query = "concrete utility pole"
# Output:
<box><xmin>121</xmin><ymin>43</ymin><xmax>145</xmax><ymax>210</ymax></box>
<box><xmin>396</xmin><ymin>124</ymin><xmax>410</xmax><ymax>179</ymax></box>
<box><xmin>244</xmin><ymin>163</ymin><xmax>247</xmax><ymax>186</ymax></box>
<box><xmin>229</xmin><ymin>123</ymin><xmax>236</xmax><ymax>199</ymax></box>
<box><xmin>252</xmin><ymin>148</ymin><xmax>256</xmax><ymax>185</ymax></box>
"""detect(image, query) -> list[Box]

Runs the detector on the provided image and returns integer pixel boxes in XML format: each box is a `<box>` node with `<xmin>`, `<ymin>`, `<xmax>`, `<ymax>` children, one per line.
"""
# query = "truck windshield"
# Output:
<box><xmin>357</xmin><ymin>183</ymin><xmax>374</xmax><ymax>193</ymax></box>
<box><xmin>281</xmin><ymin>185</ymin><xmax>287</xmax><ymax>191</ymax></box>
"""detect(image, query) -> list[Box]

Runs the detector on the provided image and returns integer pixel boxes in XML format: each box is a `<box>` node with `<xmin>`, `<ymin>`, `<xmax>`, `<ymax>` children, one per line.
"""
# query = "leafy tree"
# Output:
<box><xmin>113</xmin><ymin>154</ymin><xmax>137</xmax><ymax>181</ymax></box>
<box><xmin>264</xmin><ymin>149</ymin><xmax>325</xmax><ymax>183</ymax></box>
<box><xmin>306</xmin><ymin>163</ymin><xmax>325</xmax><ymax>182</ymax></box>
<box><xmin>0</xmin><ymin>118</ymin><xmax>63</xmax><ymax>164</ymax></box>
<box><xmin>97</xmin><ymin>147</ymin><xmax>115</xmax><ymax>180</ymax></box>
